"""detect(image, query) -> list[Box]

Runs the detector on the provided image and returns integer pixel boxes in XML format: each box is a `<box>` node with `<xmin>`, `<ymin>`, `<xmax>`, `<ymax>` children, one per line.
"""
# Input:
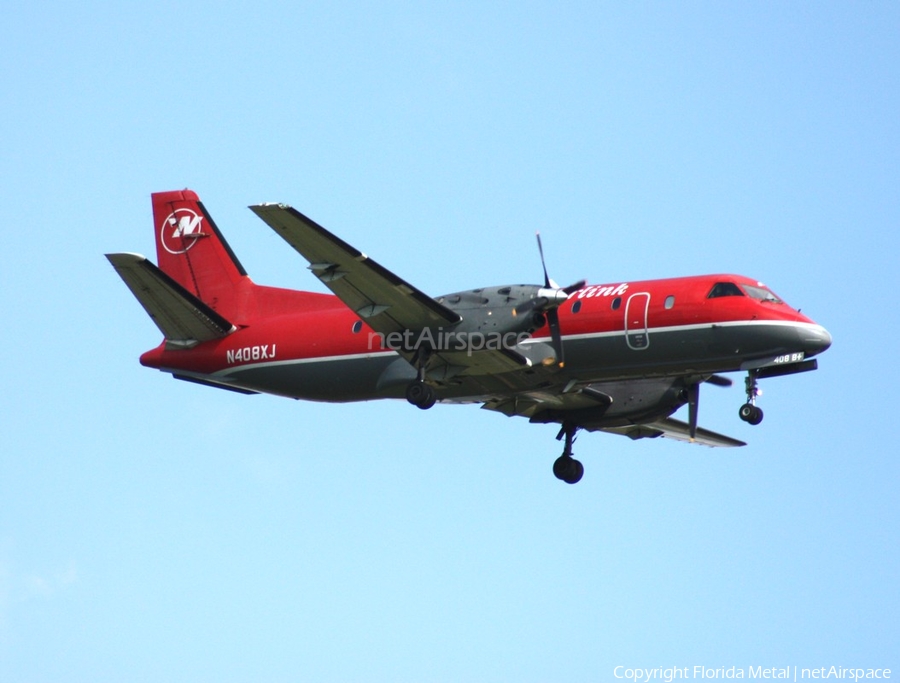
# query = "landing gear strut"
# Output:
<box><xmin>553</xmin><ymin>422</ymin><xmax>584</xmax><ymax>484</ymax></box>
<box><xmin>739</xmin><ymin>371</ymin><xmax>764</xmax><ymax>425</ymax></box>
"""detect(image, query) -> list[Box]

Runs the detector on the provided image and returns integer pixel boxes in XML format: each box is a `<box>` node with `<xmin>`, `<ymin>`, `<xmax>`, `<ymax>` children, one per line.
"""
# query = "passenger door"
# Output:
<box><xmin>625</xmin><ymin>292</ymin><xmax>650</xmax><ymax>350</ymax></box>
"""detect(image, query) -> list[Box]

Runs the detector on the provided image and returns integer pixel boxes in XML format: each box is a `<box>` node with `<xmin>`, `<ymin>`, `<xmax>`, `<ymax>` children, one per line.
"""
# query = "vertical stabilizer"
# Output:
<box><xmin>152</xmin><ymin>189</ymin><xmax>247</xmax><ymax>317</ymax></box>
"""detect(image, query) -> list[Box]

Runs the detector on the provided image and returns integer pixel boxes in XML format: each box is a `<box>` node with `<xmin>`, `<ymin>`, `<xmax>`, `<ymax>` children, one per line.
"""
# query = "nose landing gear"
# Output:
<box><xmin>553</xmin><ymin>422</ymin><xmax>584</xmax><ymax>484</ymax></box>
<box><xmin>739</xmin><ymin>402</ymin><xmax>763</xmax><ymax>425</ymax></box>
<box><xmin>739</xmin><ymin>371</ymin><xmax>764</xmax><ymax>425</ymax></box>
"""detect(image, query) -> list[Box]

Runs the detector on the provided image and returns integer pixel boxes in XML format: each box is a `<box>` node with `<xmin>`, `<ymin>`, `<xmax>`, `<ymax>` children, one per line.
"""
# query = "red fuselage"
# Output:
<box><xmin>139</xmin><ymin>272</ymin><xmax>830</xmax><ymax>403</ymax></box>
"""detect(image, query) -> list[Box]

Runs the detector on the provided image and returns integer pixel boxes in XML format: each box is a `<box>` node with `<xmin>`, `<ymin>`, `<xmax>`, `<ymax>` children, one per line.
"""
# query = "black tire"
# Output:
<box><xmin>748</xmin><ymin>406</ymin><xmax>764</xmax><ymax>426</ymax></box>
<box><xmin>406</xmin><ymin>382</ymin><xmax>436</xmax><ymax>409</ymax></box>
<box><xmin>553</xmin><ymin>455</ymin><xmax>569</xmax><ymax>481</ymax></box>
<box><xmin>406</xmin><ymin>382</ymin><xmax>425</xmax><ymax>405</ymax></box>
<box><xmin>566</xmin><ymin>459</ymin><xmax>584</xmax><ymax>484</ymax></box>
<box><xmin>417</xmin><ymin>386</ymin><xmax>437</xmax><ymax>410</ymax></box>
<box><xmin>553</xmin><ymin>456</ymin><xmax>584</xmax><ymax>484</ymax></box>
<box><xmin>739</xmin><ymin>403</ymin><xmax>755</xmax><ymax>422</ymax></box>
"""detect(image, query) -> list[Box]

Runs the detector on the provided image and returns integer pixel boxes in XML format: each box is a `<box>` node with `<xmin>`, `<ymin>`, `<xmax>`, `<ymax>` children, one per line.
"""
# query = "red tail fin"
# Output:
<box><xmin>152</xmin><ymin>189</ymin><xmax>247</xmax><ymax>317</ymax></box>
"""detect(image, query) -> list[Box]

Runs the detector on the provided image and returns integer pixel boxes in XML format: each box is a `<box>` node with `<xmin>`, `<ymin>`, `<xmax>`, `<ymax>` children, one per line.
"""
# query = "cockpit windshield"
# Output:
<box><xmin>741</xmin><ymin>284</ymin><xmax>782</xmax><ymax>303</ymax></box>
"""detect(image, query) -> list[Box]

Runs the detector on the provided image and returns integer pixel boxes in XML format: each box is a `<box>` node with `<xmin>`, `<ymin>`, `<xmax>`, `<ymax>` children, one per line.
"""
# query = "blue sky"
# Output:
<box><xmin>2</xmin><ymin>2</ymin><xmax>898</xmax><ymax>681</ymax></box>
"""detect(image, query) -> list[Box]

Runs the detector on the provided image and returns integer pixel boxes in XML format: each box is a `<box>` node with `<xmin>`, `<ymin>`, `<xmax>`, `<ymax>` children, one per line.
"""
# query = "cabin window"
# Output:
<box><xmin>707</xmin><ymin>282</ymin><xmax>744</xmax><ymax>299</ymax></box>
<box><xmin>572</xmin><ymin>300</ymin><xmax>582</xmax><ymax>314</ymax></box>
<box><xmin>352</xmin><ymin>320</ymin><xmax>363</xmax><ymax>333</ymax></box>
<box><xmin>611</xmin><ymin>297</ymin><xmax>622</xmax><ymax>310</ymax></box>
<box><xmin>664</xmin><ymin>295</ymin><xmax>675</xmax><ymax>309</ymax></box>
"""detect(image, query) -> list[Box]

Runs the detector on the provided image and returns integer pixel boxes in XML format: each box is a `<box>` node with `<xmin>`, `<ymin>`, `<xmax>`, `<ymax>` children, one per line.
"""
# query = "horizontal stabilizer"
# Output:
<box><xmin>106</xmin><ymin>252</ymin><xmax>236</xmax><ymax>347</ymax></box>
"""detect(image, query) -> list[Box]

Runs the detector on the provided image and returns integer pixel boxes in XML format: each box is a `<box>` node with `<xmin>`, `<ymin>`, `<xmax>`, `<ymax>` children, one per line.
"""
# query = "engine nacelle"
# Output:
<box><xmin>434</xmin><ymin>284</ymin><xmax>557</xmax><ymax>338</ymax></box>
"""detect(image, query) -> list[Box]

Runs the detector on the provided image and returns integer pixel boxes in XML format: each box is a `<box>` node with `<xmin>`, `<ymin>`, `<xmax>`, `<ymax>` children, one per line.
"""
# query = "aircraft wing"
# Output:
<box><xmin>596</xmin><ymin>418</ymin><xmax>746</xmax><ymax>448</ymax></box>
<box><xmin>250</xmin><ymin>203</ymin><xmax>529</xmax><ymax>377</ymax></box>
<box><xmin>249</xmin><ymin>203</ymin><xmax>462</xmax><ymax>334</ymax></box>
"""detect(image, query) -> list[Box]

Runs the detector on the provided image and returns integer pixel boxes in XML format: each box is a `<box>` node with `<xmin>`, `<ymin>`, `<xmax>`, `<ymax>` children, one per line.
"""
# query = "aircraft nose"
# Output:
<box><xmin>801</xmin><ymin>325</ymin><xmax>832</xmax><ymax>356</ymax></box>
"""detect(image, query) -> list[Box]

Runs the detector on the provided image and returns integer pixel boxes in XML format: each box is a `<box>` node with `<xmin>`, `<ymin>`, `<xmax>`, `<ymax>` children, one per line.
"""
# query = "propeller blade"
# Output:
<box><xmin>513</xmin><ymin>296</ymin><xmax>549</xmax><ymax>318</ymax></box>
<box><xmin>563</xmin><ymin>279</ymin><xmax>587</xmax><ymax>295</ymax></box>
<box><xmin>547</xmin><ymin>308</ymin><xmax>564</xmax><ymax>367</ymax></box>
<box><xmin>535</xmin><ymin>232</ymin><xmax>551</xmax><ymax>288</ymax></box>
<box><xmin>705</xmin><ymin>374</ymin><xmax>733</xmax><ymax>388</ymax></box>
<box><xmin>534</xmin><ymin>233</ymin><xmax>581</xmax><ymax>367</ymax></box>
<box><xmin>687</xmin><ymin>383</ymin><xmax>699</xmax><ymax>440</ymax></box>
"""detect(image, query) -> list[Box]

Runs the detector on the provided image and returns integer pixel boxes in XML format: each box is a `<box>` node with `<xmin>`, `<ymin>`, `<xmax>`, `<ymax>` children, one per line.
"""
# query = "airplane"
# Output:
<box><xmin>107</xmin><ymin>189</ymin><xmax>832</xmax><ymax>484</ymax></box>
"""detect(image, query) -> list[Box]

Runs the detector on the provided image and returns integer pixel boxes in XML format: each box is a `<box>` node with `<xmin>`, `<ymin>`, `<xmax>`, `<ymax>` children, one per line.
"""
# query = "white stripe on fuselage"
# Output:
<box><xmin>210</xmin><ymin>350</ymin><xmax>400</xmax><ymax>377</ymax></box>
<box><xmin>169</xmin><ymin>319</ymin><xmax>821</xmax><ymax>379</ymax></box>
<box><xmin>524</xmin><ymin>319</ymin><xmax>825</xmax><ymax>345</ymax></box>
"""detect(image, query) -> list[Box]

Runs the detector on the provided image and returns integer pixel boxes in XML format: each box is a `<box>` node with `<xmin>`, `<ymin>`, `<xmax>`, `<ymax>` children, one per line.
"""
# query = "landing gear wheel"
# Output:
<box><xmin>553</xmin><ymin>456</ymin><xmax>584</xmax><ymax>484</ymax></box>
<box><xmin>739</xmin><ymin>403</ymin><xmax>763</xmax><ymax>425</ymax></box>
<box><xmin>553</xmin><ymin>422</ymin><xmax>584</xmax><ymax>484</ymax></box>
<box><xmin>406</xmin><ymin>381</ymin><xmax>436</xmax><ymax>410</ymax></box>
<box><xmin>739</xmin><ymin>371</ymin><xmax>764</xmax><ymax>425</ymax></box>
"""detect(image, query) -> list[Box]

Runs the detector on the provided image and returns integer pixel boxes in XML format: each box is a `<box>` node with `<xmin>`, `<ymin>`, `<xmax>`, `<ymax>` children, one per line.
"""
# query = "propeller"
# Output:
<box><xmin>687</xmin><ymin>375</ymin><xmax>733</xmax><ymax>440</ymax></box>
<box><xmin>536</xmin><ymin>231</ymin><xmax>554</xmax><ymax>289</ymax></box>
<box><xmin>687</xmin><ymin>382</ymin><xmax>699</xmax><ymax>440</ymax></box>
<box><xmin>704</xmin><ymin>374</ymin><xmax>733</xmax><ymax>388</ymax></box>
<box><xmin>535</xmin><ymin>232</ymin><xmax>585</xmax><ymax>368</ymax></box>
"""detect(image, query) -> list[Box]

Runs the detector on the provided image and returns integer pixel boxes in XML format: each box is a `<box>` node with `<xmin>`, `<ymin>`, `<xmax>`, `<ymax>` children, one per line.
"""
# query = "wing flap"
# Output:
<box><xmin>426</xmin><ymin>346</ymin><xmax>530</xmax><ymax>380</ymax></box>
<box><xmin>249</xmin><ymin>203</ymin><xmax>461</xmax><ymax>334</ymax></box>
<box><xmin>106</xmin><ymin>252</ymin><xmax>236</xmax><ymax>346</ymax></box>
<box><xmin>598</xmin><ymin>418</ymin><xmax>746</xmax><ymax>448</ymax></box>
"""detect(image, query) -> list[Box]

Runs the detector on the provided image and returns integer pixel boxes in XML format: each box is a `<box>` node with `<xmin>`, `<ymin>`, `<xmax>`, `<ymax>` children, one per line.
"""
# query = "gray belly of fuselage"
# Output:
<box><xmin>556</xmin><ymin>321</ymin><xmax>806</xmax><ymax>379</ymax></box>
<box><xmin>210</xmin><ymin>322</ymin><xmax>810</xmax><ymax>402</ymax></box>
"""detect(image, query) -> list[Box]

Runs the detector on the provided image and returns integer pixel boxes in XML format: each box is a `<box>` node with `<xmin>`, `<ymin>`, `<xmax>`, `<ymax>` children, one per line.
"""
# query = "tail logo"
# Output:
<box><xmin>160</xmin><ymin>208</ymin><xmax>204</xmax><ymax>254</ymax></box>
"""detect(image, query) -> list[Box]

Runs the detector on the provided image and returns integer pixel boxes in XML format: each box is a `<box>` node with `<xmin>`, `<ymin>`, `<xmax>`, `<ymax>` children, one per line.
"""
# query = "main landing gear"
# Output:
<box><xmin>553</xmin><ymin>422</ymin><xmax>584</xmax><ymax>484</ymax></box>
<box><xmin>405</xmin><ymin>349</ymin><xmax>436</xmax><ymax>409</ymax></box>
<box><xmin>739</xmin><ymin>371</ymin><xmax>764</xmax><ymax>425</ymax></box>
<box><xmin>406</xmin><ymin>380</ymin><xmax>436</xmax><ymax>410</ymax></box>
